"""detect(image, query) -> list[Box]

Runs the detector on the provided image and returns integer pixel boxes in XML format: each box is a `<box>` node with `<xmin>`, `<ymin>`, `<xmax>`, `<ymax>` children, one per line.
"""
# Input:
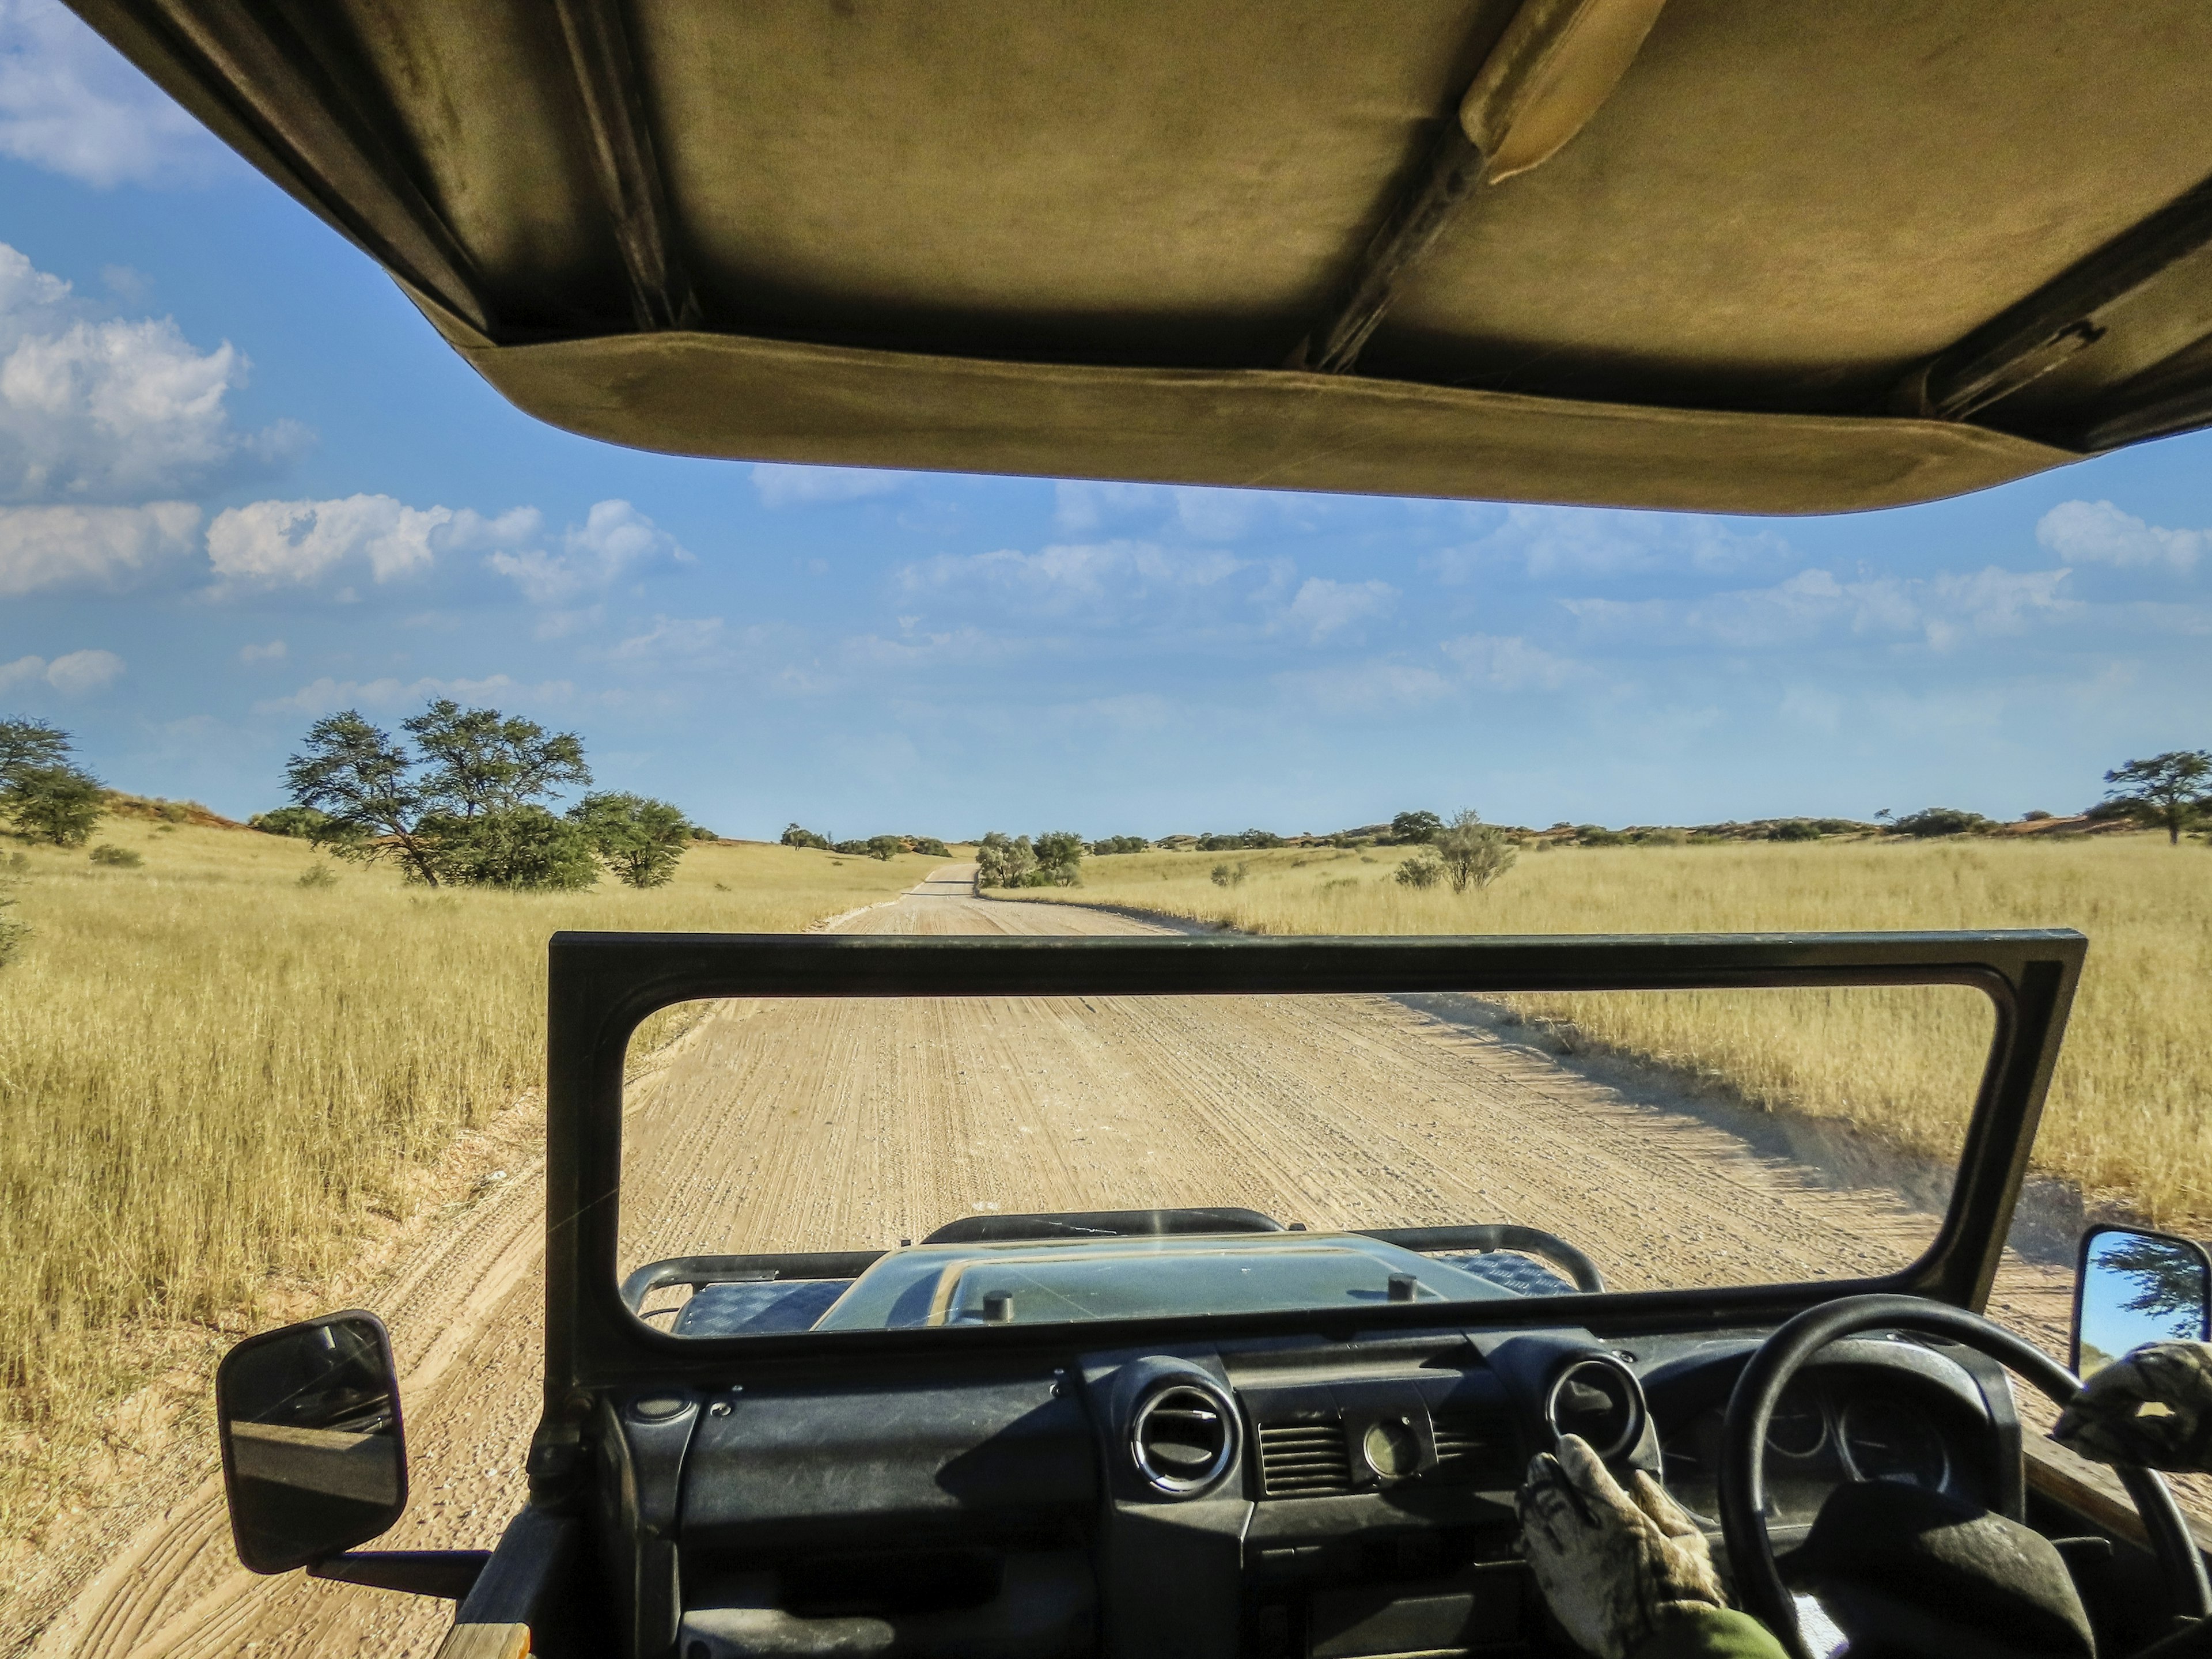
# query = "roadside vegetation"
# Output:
<box><xmin>0</xmin><ymin>815</ymin><xmax>937</xmax><ymax>1550</ymax></box>
<box><xmin>1008</xmin><ymin>832</ymin><xmax>2212</xmax><ymax>1229</ymax></box>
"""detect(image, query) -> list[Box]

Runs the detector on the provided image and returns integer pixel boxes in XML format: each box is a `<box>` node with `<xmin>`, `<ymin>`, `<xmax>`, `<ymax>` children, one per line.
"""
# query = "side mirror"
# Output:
<box><xmin>2073</xmin><ymin>1224</ymin><xmax>2212</xmax><ymax>1379</ymax></box>
<box><xmin>215</xmin><ymin>1310</ymin><xmax>407</xmax><ymax>1573</ymax></box>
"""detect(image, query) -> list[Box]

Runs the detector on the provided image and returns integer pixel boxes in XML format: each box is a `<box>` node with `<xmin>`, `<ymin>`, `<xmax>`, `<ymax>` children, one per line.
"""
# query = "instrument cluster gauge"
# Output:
<box><xmin>1839</xmin><ymin>1392</ymin><xmax>1949</xmax><ymax>1491</ymax></box>
<box><xmin>1763</xmin><ymin>1381</ymin><xmax>1828</xmax><ymax>1461</ymax></box>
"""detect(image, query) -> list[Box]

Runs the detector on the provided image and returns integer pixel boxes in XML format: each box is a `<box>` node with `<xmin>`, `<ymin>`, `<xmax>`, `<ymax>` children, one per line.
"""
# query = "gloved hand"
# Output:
<box><xmin>2054</xmin><ymin>1340</ymin><xmax>2212</xmax><ymax>1471</ymax></box>
<box><xmin>1518</xmin><ymin>1433</ymin><xmax>1729</xmax><ymax>1659</ymax></box>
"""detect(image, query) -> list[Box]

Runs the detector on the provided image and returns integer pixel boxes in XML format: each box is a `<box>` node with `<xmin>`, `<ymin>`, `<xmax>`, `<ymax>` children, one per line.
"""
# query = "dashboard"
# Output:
<box><xmin>622</xmin><ymin>1324</ymin><xmax>2021</xmax><ymax>1659</ymax></box>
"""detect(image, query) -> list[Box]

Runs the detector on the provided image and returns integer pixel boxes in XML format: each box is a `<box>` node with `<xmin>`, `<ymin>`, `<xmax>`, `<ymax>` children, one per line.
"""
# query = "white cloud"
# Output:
<box><xmin>1429</xmin><ymin>505</ymin><xmax>1792</xmax><ymax>583</ymax></box>
<box><xmin>1440</xmin><ymin>632</ymin><xmax>1582</xmax><ymax>690</ymax></box>
<box><xmin>486</xmin><ymin>499</ymin><xmax>687</xmax><ymax>603</ymax></box>
<box><xmin>751</xmin><ymin>463</ymin><xmax>914</xmax><ymax>508</ymax></box>
<box><xmin>605</xmin><ymin>615</ymin><xmax>725</xmax><ymax>664</ymax></box>
<box><xmin>1564</xmin><ymin>565</ymin><xmax>2074</xmax><ymax>650</ymax></box>
<box><xmin>1278</xmin><ymin>660</ymin><xmax>1453</xmax><ymax>713</ymax></box>
<box><xmin>207</xmin><ymin>494</ymin><xmax>455</xmax><ymax>588</ymax></box>
<box><xmin>0</xmin><ymin>243</ymin><xmax>302</xmax><ymax>503</ymax></box>
<box><xmin>253</xmin><ymin>672</ymin><xmax>573</xmax><ymax>718</ymax></box>
<box><xmin>0</xmin><ymin>0</ymin><xmax>231</xmax><ymax>187</ymax></box>
<box><xmin>0</xmin><ymin>499</ymin><xmax>197</xmax><ymax>593</ymax></box>
<box><xmin>1282</xmin><ymin>577</ymin><xmax>1396</xmax><ymax>642</ymax></box>
<box><xmin>895</xmin><ymin>539</ymin><xmax>1245</xmax><ymax>619</ymax></box>
<box><xmin>0</xmin><ymin>645</ymin><xmax>123</xmax><ymax>694</ymax></box>
<box><xmin>237</xmin><ymin>639</ymin><xmax>285</xmax><ymax>665</ymax></box>
<box><xmin>1051</xmin><ymin>480</ymin><xmax>1293</xmax><ymax>541</ymax></box>
<box><xmin>2036</xmin><ymin>499</ymin><xmax>2203</xmax><ymax>572</ymax></box>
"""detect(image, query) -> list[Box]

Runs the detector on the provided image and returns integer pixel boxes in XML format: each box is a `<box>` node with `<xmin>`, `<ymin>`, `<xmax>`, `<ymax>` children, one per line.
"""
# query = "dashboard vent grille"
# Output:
<box><xmin>1256</xmin><ymin>1420</ymin><xmax>1352</xmax><ymax>1497</ymax></box>
<box><xmin>1430</xmin><ymin>1411</ymin><xmax>1516</xmax><ymax>1484</ymax></box>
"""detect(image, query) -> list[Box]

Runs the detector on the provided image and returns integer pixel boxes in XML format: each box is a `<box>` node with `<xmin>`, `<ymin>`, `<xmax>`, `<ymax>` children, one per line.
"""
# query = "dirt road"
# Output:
<box><xmin>31</xmin><ymin>869</ymin><xmax>2101</xmax><ymax>1658</ymax></box>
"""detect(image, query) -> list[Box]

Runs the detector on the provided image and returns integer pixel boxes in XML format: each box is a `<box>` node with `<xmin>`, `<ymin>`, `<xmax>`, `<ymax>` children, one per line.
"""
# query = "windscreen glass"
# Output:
<box><xmin>618</xmin><ymin>984</ymin><xmax>1991</xmax><ymax>1337</ymax></box>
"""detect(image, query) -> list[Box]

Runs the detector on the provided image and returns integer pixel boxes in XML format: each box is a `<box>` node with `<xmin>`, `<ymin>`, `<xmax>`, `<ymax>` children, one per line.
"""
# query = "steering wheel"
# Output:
<box><xmin>1717</xmin><ymin>1293</ymin><xmax>2212</xmax><ymax>1659</ymax></box>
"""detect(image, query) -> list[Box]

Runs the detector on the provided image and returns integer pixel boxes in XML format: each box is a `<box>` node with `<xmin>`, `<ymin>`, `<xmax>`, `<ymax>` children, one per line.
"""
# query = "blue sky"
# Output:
<box><xmin>1</xmin><ymin>5</ymin><xmax>2207</xmax><ymax>840</ymax></box>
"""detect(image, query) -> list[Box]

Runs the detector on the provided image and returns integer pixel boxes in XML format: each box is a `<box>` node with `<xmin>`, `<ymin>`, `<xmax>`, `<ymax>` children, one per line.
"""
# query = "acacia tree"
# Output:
<box><xmin>0</xmin><ymin>719</ymin><xmax>107</xmax><ymax>847</ymax></box>
<box><xmin>2103</xmin><ymin>751</ymin><xmax>2212</xmax><ymax>846</ymax></box>
<box><xmin>1389</xmin><ymin>810</ymin><xmax>1442</xmax><ymax>845</ymax></box>
<box><xmin>285</xmin><ymin>711</ymin><xmax>441</xmax><ymax>881</ymax></box>
<box><xmin>1032</xmin><ymin>830</ymin><xmax>1085</xmax><ymax>887</ymax></box>
<box><xmin>573</xmin><ymin>793</ymin><xmax>692</xmax><ymax>888</ymax></box>
<box><xmin>1435</xmin><ymin>808</ymin><xmax>1517</xmax><ymax>893</ymax></box>
<box><xmin>285</xmin><ymin>702</ymin><xmax>601</xmax><ymax>888</ymax></box>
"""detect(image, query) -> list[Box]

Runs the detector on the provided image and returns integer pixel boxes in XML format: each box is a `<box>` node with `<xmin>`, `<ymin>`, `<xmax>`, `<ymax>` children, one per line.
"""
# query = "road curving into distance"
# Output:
<box><xmin>28</xmin><ymin>867</ymin><xmax>2120</xmax><ymax>1659</ymax></box>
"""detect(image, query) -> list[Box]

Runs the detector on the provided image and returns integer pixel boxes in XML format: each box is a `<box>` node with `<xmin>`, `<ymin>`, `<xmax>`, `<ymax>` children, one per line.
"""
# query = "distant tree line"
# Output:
<box><xmin>278</xmin><ymin>698</ymin><xmax>694</xmax><ymax>889</ymax></box>
<box><xmin>780</xmin><ymin>825</ymin><xmax>949</xmax><ymax>860</ymax></box>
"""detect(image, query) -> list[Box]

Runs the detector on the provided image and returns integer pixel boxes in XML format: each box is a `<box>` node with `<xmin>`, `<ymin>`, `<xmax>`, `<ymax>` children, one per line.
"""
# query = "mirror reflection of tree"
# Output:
<box><xmin>2100</xmin><ymin>1234</ymin><xmax>2210</xmax><ymax>1328</ymax></box>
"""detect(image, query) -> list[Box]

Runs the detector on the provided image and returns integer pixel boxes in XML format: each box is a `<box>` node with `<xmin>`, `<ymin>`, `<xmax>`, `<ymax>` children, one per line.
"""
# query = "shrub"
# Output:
<box><xmin>975</xmin><ymin>832</ymin><xmax>1036</xmax><ymax>888</ymax></box>
<box><xmin>297</xmin><ymin>862</ymin><xmax>341</xmax><ymax>889</ymax></box>
<box><xmin>865</xmin><ymin>835</ymin><xmax>903</xmax><ymax>862</ymax></box>
<box><xmin>88</xmin><ymin>844</ymin><xmax>142</xmax><ymax>868</ymax></box>
<box><xmin>1031</xmin><ymin>831</ymin><xmax>1084</xmax><ymax>887</ymax></box>
<box><xmin>781</xmin><ymin>824</ymin><xmax>833</xmax><ymax>850</ymax></box>
<box><xmin>1634</xmin><ymin>827</ymin><xmax>1690</xmax><ymax>846</ymax></box>
<box><xmin>1890</xmin><ymin>806</ymin><xmax>1994</xmax><ymax>838</ymax></box>
<box><xmin>2022</xmin><ymin>809</ymin><xmax>2054</xmax><ymax>822</ymax></box>
<box><xmin>1767</xmin><ymin>819</ymin><xmax>1820</xmax><ymax>842</ymax></box>
<box><xmin>250</xmin><ymin>804</ymin><xmax>334</xmax><ymax>839</ymax></box>
<box><xmin>1436</xmin><ymin>809</ymin><xmax>1517</xmax><ymax>892</ymax></box>
<box><xmin>909</xmin><ymin>836</ymin><xmax>951</xmax><ymax>858</ymax></box>
<box><xmin>1577</xmin><ymin>825</ymin><xmax>1630</xmax><ymax>848</ymax></box>
<box><xmin>1210</xmin><ymin>862</ymin><xmax>1247</xmax><ymax>888</ymax></box>
<box><xmin>1395</xmin><ymin>851</ymin><xmax>1444</xmax><ymax>889</ymax></box>
<box><xmin>1091</xmin><ymin>835</ymin><xmax>1150</xmax><ymax>855</ymax></box>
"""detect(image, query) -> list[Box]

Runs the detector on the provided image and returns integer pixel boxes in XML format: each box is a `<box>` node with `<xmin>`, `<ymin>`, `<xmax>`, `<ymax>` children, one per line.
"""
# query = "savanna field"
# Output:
<box><xmin>1014</xmin><ymin>834</ymin><xmax>2212</xmax><ymax>1224</ymax></box>
<box><xmin>0</xmin><ymin>818</ymin><xmax>934</xmax><ymax>1550</ymax></box>
<box><xmin>3</xmin><ymin>818</ymin><xmax>2209</xmax><ymax>1563</ymax></box>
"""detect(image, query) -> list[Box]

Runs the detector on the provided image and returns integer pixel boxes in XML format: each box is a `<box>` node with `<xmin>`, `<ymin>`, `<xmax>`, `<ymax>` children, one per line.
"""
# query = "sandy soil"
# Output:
<box><xmin>24</xmin><ymin>869</ymin><xmax>2131</xmax><ymax>1657</ymax></box>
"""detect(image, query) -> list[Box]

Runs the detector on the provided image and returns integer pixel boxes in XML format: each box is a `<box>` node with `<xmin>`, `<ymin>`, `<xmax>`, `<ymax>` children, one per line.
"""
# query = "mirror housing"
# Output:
<box><xmin>2073</xmin><ymin>1225</ymin><xmax>2212</xmax><ymax>1379</ymax></box>
<box><xmin>215</xmin><ymin>1310</ymin><xmax>408</xmax><ymax>1573</ymax></box>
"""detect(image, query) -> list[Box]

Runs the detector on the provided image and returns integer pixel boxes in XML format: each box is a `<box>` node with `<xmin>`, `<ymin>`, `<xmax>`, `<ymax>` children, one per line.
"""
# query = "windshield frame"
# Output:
<box><xmin>544</xmin><ymin>929</ymin><xmax>2083</xmax><ymax>1399</ymax></box>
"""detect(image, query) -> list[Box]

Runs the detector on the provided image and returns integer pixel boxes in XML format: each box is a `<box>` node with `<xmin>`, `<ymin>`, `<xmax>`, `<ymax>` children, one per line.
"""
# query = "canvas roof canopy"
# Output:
<box><xmin>67</xmin><ymin>0</ymin><xmax>2212</xmax><ymax>513</ymax></box>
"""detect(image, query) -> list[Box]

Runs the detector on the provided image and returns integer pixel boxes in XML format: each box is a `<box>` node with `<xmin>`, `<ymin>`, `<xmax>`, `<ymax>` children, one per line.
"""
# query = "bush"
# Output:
<box><xmin>975</xmin><ymin>832</ymin><xmax>1036</xmax><ymax>888</ymax></box>
<box><xmin>1210</xmin><ymin>862</ymin><xmax>1247</xmax><ymax>888</ymax></box>
<box><xmin>865</xmin><ymin>835</ymin><xmax>903</xmax><ymax>862</ymax></box>
<box><xmin>88</xmin><ymin>844</ymin><xmax>142</xmax><ymax>868</ymax></box>
<box><xmin>1890</xmin><ymin>806</ymin><xmax>1994</xmax><ymax>838</ymax></box>
<box><xmin>1091</xmin><ymin>835</ymin><xmax>1149</xmax><ymax>855</ymax></box>
<box><xmin>909</xmin><ymin>836</ymin><xmax>950</xmax><ymax>858</ymax></box>
<box><xmin>2022</xmin><ymin>809</ymin><xmax>2054</xmax><ymax>822</ymax></box>
<box><xmin>781</xmin><ymin>823</ymin><xmax>832</xmax><ymax>850</ymax></box>
<box><xmin>1395</xmin><ymin>852</ymin><xmax>1444</xmax><ymax>888</ymax></box>
<box><xmin>1577</xmin><ymin>825</ymin><xmax>1630</xmax><ymax>848</ymax></box>
<box><xmin>250</xmin><ymin>804</ymin><xmax>334</xmax><ymax>839</ymax></box>
<box><xmin>1436</xmin><ymin>809</ymin><xmax>1516</xmax><ymax>892</ymax></box>
<box><xmin>296</xmin><ymin>861</ymin><xmax>340</xmax><ymax>889</ymax></box>
<box><xmin>1767</xmin><ymin>819</ymin><xmax>1820</xmax><ymax>842</ymax></box>
<box><xmin>1032</xmin><ymin>830</ymin><xmax>1084</xmax><ymax>887</ymax></box>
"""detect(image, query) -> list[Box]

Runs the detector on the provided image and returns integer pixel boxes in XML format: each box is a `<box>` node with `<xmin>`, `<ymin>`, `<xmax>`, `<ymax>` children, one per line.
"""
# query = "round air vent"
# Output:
<box><xmin>1545</xmin><ymin>1355</ymin><xmax>1646</xmax><ymax>1460</ymax></box>
<box><xmin>1130</xmin><ymin>1380</ymin><xmax>1238</xmax><ymax>1496</ymax></box>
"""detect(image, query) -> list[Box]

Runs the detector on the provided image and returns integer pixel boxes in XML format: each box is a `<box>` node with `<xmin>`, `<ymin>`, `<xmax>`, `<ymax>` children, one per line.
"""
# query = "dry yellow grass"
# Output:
<box><xmin>1022</xmin><ymin>836</ymin><xmax>2212</xmax><ymax>1225</ymax></box>
<box><xmin>0</xmin><ymin>822</ymin><xmax>933</xmax><ymax>1538</ymax></box>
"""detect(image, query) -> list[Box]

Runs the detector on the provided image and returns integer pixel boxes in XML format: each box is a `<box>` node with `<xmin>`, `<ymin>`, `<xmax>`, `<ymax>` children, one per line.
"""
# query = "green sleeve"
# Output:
<box><xmin>1631</xmin><ymin>1604</ymin><xmax>1791</xmax><ymax>1659</ymax></box>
